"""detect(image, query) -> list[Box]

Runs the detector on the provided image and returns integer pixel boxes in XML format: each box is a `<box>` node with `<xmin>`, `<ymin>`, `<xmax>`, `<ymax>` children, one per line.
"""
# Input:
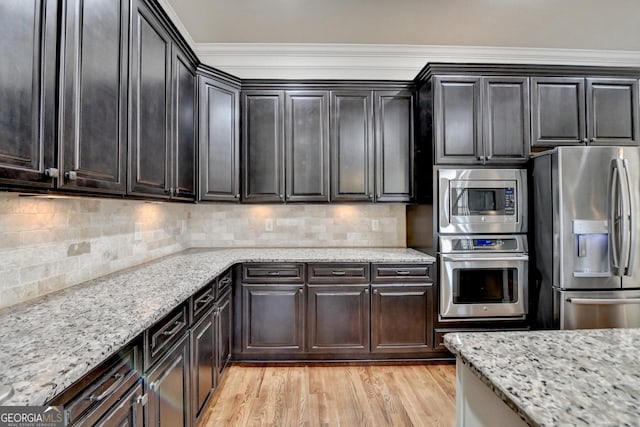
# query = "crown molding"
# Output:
<box><xmin>194</xmin><ymin>43</ymin><xmax>640</xmax><ymax>80</ymax></box>
<box><xmin>155</xmin><ymin>0</ymin><xmax>195</xmax><ymax>48</ymax></box>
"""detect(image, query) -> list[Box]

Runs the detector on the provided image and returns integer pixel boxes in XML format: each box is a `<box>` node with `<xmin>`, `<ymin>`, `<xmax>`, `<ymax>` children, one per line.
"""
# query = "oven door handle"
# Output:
<box><xmin>442</xmin><ymin>255</ymin><xmax>529</xmax><ymax>262</ymax></box>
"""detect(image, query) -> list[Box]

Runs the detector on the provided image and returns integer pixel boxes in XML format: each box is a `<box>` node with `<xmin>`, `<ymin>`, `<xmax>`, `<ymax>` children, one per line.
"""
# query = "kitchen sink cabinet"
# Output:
<box><xmin>58</xmin><ymin>0</ymin><xmax>129</xmax><ymax>194</ymax></box>
<box><xmin>198</xmin><ymin>73</ymin><xmax>241</xmax><ymax>202</ymax></box>
<box><xmin>531</xmin><ymin>77</ymin><xmax>639</xmax><ymax>147</ymax></box>
<box><xmin>433</xmin><ymin>75</ymin><xmax>529</xmax><ymax>165</ymax></box>
<box><xmin>307</xmin><ymin>284</ymin><xmax>370</xmax><ymax>353</ymax></box>
<box><xmin>0</xmin><ymin>0</ymin><xmax>58</xmax><ymax>188</ymax></box>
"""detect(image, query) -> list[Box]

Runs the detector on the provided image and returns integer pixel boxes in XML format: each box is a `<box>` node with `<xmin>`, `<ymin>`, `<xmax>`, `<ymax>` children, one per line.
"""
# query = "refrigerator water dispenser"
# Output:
<box><xmin>573</xmin><ymin>220</ymin><xmax>610</xmax><ymax>277</ymax></box>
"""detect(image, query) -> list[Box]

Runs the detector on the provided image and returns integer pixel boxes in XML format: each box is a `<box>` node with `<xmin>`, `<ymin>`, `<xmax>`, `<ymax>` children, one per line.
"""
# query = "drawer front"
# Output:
<box><xmin>217</xmin><ymin>269</ymin><xmax>233</xmax><ymax>295</ymax></box>
<box><xmin>145</xmin><ymin>302</ymin><xmax>189</xmax><ymax>369</ymax></box>
<box><xmin>52</xmin><ymin>344</ymin><xmax>141</xmax><ymax>426</ymax></box>
<box><xmin>191</xmin><ymin>282</ymin><xmax>215</xmax><ymax>324</ymax></box>
<box><xmin>371</xmin><ymin>264</ymin><xmax>432</xmax><ymax>283</ymax></box>
<box><xmin>242</xmin><ymin>263</ymin><xmax>305</xmax><ymax>283</ymax></box>
<box><xmin>307</xmin><ymin>263</ymin><xmax>370</xmax><ymax>284</ymax></box>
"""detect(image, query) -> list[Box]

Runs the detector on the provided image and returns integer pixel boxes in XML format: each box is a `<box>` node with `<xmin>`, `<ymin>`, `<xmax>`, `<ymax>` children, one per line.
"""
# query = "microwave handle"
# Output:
<box><xmin>442</xmin><ymin>255</ymin><xmax>529</xmax><ymax>262</ymax></box>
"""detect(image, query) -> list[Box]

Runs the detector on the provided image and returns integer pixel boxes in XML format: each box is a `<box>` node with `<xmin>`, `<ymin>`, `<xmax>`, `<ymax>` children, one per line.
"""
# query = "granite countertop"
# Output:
<box><xmin>445</xmin><ymin>328</ymin><xmax>640</xmax><ymax>427</ymax></box>
<box><xmin>0</xmin><ymin>247</ymin><xmax>434</xmax><ymax>406</ymax></box>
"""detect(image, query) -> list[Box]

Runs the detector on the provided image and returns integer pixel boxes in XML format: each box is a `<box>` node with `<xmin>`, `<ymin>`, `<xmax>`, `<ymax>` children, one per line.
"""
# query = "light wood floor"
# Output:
<box><xmin>199</xmin><ymin>363</ymin><xmax>456</xmax><ymax>427</ymax></box>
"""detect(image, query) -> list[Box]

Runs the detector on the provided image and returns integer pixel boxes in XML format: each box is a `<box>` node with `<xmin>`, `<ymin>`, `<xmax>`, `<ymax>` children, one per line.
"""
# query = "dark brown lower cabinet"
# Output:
<box><xmin>371</xmin><ymin>284</ymin><xmax>433</xmax><ymax>352</ymax></box>
<box><xmin>146</xmin><ymin>334</ymin><xmax>190</xmax><ymax>427</ymax></box>
<box><xmin>307</xmin><ymin>284</ymin><xmax>370</xmax><ymax>353</ymax></box>
<box><xmin>216</xmin><ymin>289</ymin><xmax>233</xmax><ymax>375</ymax></box>
<box><xmin>191</xmin><ymin>307</ymin><xmax>215</xmax><ymax>422</ymax></box>
<box><xmin>94</xmin><ymin>382</ymin><xmax>144</xmax><ymax>427</ymax></box>
<box><xmin>241</xmin><ymin>283</ymin><xmax>305</xmax><ymax>353</ymax></box>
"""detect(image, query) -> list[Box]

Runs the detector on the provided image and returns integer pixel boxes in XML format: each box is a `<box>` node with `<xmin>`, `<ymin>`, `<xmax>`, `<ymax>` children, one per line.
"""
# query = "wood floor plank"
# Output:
<box><xmin>199</xmin><ymin>363</ymin><xmax>456</xmax><ymax>427</ymax></box>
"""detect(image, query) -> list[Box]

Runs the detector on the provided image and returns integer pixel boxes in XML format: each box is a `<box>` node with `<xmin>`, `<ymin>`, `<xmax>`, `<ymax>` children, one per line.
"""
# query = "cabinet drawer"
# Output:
<box><xmin>242</xmin><ymin>263</ymin><xmax>305</xmax><ymax>283</ymax></box>
<box><xmin>371</xmin><ymin>264</ymin><xmax>432</xmax><ymax>283</ymax></box>
<box><xmin>50</xmin><ymin>343</ymin><xmax>141</xmax><ymax>426</ymax></box>
<box><xmin>145</xmin><ymin>302</ymin><xmax>189</xmax><ymax>369</ymax></box>
<box><xmin>307</xmin><ymin>263</ymin><xmax>370</xmax><ymax>283</ymax></box>
<box><xmin>191</xmin><ymin>282</ymin><xmax>215</xmax><ymax>324</ymax></box>
<box><xmin>217</xmin><ymin>268</ymin><xmax>233</xmax><ymax>295</ymax></box>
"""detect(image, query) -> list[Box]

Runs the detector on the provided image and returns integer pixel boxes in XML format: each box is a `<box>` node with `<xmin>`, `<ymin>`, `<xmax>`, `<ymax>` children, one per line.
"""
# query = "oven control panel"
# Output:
<box><xmin>452</xmin><ymin>238</ymin><xmax>519</xmax><ymax>251</ymax></box>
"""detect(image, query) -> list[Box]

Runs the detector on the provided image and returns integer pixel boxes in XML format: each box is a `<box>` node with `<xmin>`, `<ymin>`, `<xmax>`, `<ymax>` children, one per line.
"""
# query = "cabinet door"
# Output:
<box><xmin>95</xmin><ymin>382</ymin><xmax>144</xmax><ymax>427</ymax></box>
<box><xmin>371</xmin><ymin>284</ymin><xmax>433</xmax><ymax>353</ymax></box>
<box><xmin>129</xmin><ymin>1</ymin><xmax>171</xmax><ymax>197</ymax></box>
<box><xmin>330</xmin><ymin>91</ymin><xmax>374</xmax><ymax>202</ymax></box>
<box><xmin>59</xmin><ymin>0</ymin><xmax>128</xmax><ymax>194</ymax></box>
<box><xmin>586</xmin><ymin>78</ymin><xmax>639</xmax><ymax>146</ymax></box>
<box><xmin>146</xmin><ymin>335</ymin><xmax>190</xmax><ymax>427</ymax></box>
<box><xmin>375</xmin><ymin>90</ymin><xmax>414</xmax><ymax>201</ymax></box>
<box><xmin>242</xmin><ymin>90</ymin><xmax>285</xmax><ymax>202</ymax></box>
<box><xmin>285</xmin><ymin>91</ymin><xmax>330</xmax><ymax>202</ymax></box>
<box><xmin>191</xmin><ymin>309</ymin><xmax>214</xmax><ymax>422</ymax></box>
<box><xmin>0</xmin><ymin>0</ymin><xmax>57</xmax><ymax>188</ymax></box>
<box><xmin>216</xmin><ymin>290</ymin><xmax>233</xmax><ymax>377</ymax></box>
<box><xmin>307</xmin><ymin>284</ymin><xmax>370</xmax><ymax>353</ymax></box>
<box><xmin>241</xmin><ymin>284</ymin><xmax>304</xmax><ymax>352</ymax></box>
<box><xmin>482</xmin><ymin>77</ymin><xmax>530</xmax><ymax>163</ymax></box>
<box><xmin>171</xmin><ymin>49</ymin><xmax>196</xmax><ymax>200</ymax></box>
<box><xmin>199</xmin><ymin>77</ymin><xmax>240</xmax><ymax>202</ymax></box>
<box><xmin>531</xmin><ymin>77</ymin><xmax>586</xmax><ymax>147</ymax></box>
<box><xmin>433</xmin><ymin>76</ymin><xmax>482</xmax><ymax>164</ymax></box>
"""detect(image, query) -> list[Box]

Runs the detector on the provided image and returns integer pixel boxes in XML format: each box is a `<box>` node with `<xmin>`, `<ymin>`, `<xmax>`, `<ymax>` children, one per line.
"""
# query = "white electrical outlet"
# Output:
<box><xmin>265</xmin><ymin>218</ymin><xmax>274</xmax><ymax>232</ymax></box>
<box><xmin>371</xmin><ymin>219</ymin><xmax>380</xmax><ymax>231</ymax></box>
<box><xmin>134</xmin><ymin>223</ymin><xmax>142</xmax><ymax>241</ymax></box>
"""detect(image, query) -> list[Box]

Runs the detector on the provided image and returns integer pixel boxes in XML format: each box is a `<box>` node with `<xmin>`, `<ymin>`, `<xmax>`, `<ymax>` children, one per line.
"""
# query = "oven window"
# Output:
<box><xmin>453</xmin><ymin>268</ymin><xmax>518</xmax><ymax>303</ymax></box>
<box><xmin>451</xmin><ymin>188</ymin><xmax>513</xmax><ymax>216</ymax></box>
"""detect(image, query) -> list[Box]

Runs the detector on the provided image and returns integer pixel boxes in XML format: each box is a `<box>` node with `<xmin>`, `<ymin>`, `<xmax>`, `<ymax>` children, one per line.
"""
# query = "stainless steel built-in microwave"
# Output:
<box><xmin>438</xmin><ymin>168</ymin><xmax>527</xmax><ymax>234</ymax></box>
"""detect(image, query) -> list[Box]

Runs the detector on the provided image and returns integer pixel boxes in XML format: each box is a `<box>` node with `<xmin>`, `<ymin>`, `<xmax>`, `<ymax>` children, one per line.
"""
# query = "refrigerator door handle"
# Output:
<box><xmin>609</xmin><ymin>160</ymin><xmax>621</xmax><ymax>274</ymax></box>
<box><xmin>619</xmin><ymin>159</ymin><xmax>632</xmax><ymax>275</ymax></box>
<box><xmin>622</xmin><ymin>159</ymin><xmax>635</xmax><ymax>276</ymax></box>
<box><xmin>566</xmin><ymin>297</ymin><xmax>640</xmax><ymax>305</ymax></box>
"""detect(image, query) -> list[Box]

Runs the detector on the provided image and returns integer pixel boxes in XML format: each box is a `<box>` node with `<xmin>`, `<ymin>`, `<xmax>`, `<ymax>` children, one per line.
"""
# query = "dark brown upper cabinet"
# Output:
<box><xmin>375</xmin><ymin>90</ymin><xmax>415</xmax><ymax>201</ymax></box>
<box><xmin>330</xmin><ymin>91</ymin><xmax>375</xmax><ymax>202</ymax></box>
<box><xmin>243</xmin><ymin>90</ymin><xmax>329</xmax><ymax>203</ymax></box>
<box><xmin>58</xmin><ymin>0</ymin><xmax>129</xmax><ymax>194</ymax></box>
<box><xmin>285</xmin><ymin>91</ymin><xmax>330</xmax><ymax>202</ymax></box>
<box><xmin>0</xmin><ymin>0</ymin><xmax>58</xmax><ymax>188</ymax></box>
<box><xmin>531</xmin><ymin>77</ymin><xmax>639</xmax><ymax>147</ymax></box>
<box><xmin>199</xmin><ymin>75</ymin><xmax>240</xmax><ymax>202</ymax></box>
<box><xmin>433</xmin><ymin>75</ymin><xmax>529</xmax><ymax>165</ymax></box>
<box><xmin>242</xmin><ymin>90</ymin><xmax>285</xmax><ymax>202</ymax></box>
<box><xmin>129</xmin><ymin>0</ymin><xmax>196</xmax><ymax>200</ymax></box>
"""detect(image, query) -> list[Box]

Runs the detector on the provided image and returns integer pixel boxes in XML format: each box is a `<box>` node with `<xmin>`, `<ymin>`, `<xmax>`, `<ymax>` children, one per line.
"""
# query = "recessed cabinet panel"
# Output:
<box><xmin>483</xmin><ymin>77</ymin><xmax>529</xmax><ymax>162</ymax></box>
<box><xmin>172</xmin><ymin>53</ymin><xmax>196</xmax><ymax>199</ymax></box>
<box><xmin>285</xmin><ymin>91</ymin><xmax>329</xmax><ymax>201</ymax></box>
<box><xmin>129</xmin><ymin>4</ymin><xmax>171</xmax><ymax>197</ymax></box>
<box><xmin>191</xmin><ymin>309</ymin><xmax>214</xmax><ymax>421</ymax></box>
<box><xmin>375</xmin><ymin>90</ymin><xmax>414</xmax><ymax>201</ymax></box>
<box><xmin>587</xmin><ymin>78</ymin><xmax>639</xmax><ymax>146</ymax></box>
<box><xmin>330</xmin><ymin>91</ymin><xmax>374</xmax><ymax>201</ymax></box>
<box><xmin>434</xmin><ymin>77</ymin><xmax>481</xmax><ymax>164</ymax></box>
<box><xmin>199</xmin><ymin>78</ymin><xmax>240</xmax><ymax>201</ymax></box>
<box><xmin>60</xmin><ymin>0</ymin><xmax>128</xmax><ymax>193</ymax></box>
<box><xmin>531</xmin><ymin>77</ymin><xmax>585</xmax><ymax>147</ymax></box>
<box><xmin>0</xmin><ymin>0</ymin><xmax>57</xmax><ymax>186</ymax></box>
<box><xmin>242</xmin><ymin>91</ymin><xmax>284</xmax><ymax>202</ymax></box>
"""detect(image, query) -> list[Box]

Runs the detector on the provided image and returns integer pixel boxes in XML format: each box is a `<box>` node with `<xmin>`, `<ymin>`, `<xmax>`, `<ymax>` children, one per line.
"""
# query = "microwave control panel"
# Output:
<box><xmin>453</xmin><ymin>238</ymin><xmax>519</xmax><ymax>251</ymax></box>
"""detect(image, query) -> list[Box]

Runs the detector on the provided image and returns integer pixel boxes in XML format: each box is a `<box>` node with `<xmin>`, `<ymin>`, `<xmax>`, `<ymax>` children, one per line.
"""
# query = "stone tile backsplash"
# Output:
<box><xmin>0</xmin><ymin>194</ymin><xmax>406</xmax><ymax>309</ymax></box>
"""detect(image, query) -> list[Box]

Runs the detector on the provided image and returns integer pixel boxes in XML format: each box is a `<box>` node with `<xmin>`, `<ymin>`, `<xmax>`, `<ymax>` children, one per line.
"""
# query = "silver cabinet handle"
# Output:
<box><xmin>395</xmin><ymin>271</ymin><xmax>411</xmax><ymax>275</ymax></box>
<box><xmin>581</xmin><ymin>137</ymin><xmax>589</xmax><ymax>144</ymax></box>
<box><xmin>268</xmin><ymin>271</ymin><xmax>280</xmax><ymax>276</ymax></box>
<box><xmin>196</xmin><ymin>295</ymin><xmax>214</xmax><ymax>307</ymax></box>
<box><xmin>162</xmin><ymin>320</ymin><xmax>185</xmax><ymax>336</ymax></box>
<box><xmin>65</xmin><ymin>171</ymin><xmax>77</xmax><ymax>180</ymax></box>
<box><xmin>567</xmin><ymin>297</ymin><xmax>640</xmax><ymax>305</ymax></box>
<box><xmin>135</xmin><ymin>394</ymin><xmax>148</xmax><ymax>407</ymax></box>
<box><xmin>331</xmin><ymin>271</ymin><xmax>346</xmax><ymax>276</ymax></box>
<box><xmin>44</xmin><ymin>168</ymin><xmax>59</xmax><ymax>178</ymax></box>
<box><xmin>88</xmin><ymin>373</ymin><xmax>123</xmax><ymax>402</ymax></box>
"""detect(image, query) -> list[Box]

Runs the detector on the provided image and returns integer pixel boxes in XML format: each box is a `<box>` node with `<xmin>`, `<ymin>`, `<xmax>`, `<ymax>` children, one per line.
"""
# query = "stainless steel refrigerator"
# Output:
<box><xmin>531</xmin><ymin>146</ymin><xmax>640</xmax><ymax>329</ymax></box>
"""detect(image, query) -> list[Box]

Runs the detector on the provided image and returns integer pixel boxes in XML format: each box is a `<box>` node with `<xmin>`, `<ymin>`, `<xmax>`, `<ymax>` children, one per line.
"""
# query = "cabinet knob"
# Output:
<box><xmin>44</xmin><ymin>168</ymin><xmax>59</xmax><ymax>178</ymax></box>
<box><xmin>135</xmin><ymin>394</ymin><xmax>148</xmax><ymax>407</ymax></box>
<box><xmin>298</xmin><ymin>288</ymin><xmax>303</xmax><ymax>294</ymax></box>
<box><xmin>235</xmin><ymin>193</ymin><xmax>240</xmax><ymax>199</ymax></box>
<box><xmin>477</xmin><ymin>156</ymin><xmax>485</xmax><ymax>161</ymax></box>
<box><xmin>590</xmin><ymin>137</ymin><xmax>596</xmax><ymax>143</ymax></box>
<box><xmin>175</xmin><ymin>188</ymin><xmax>180</xmax><ymax>195</ymax></box>
<box><xmin>65</xmin><ymin>171</ymin><xmax>77</xmax><ymax>180</ymax></box>
<box><xmin>364</xmin><ymin>289</ymin><xmax>369</xmax><ymax>295</ymax></box>
<box><xmin>581</xmin><ymin>138</ymin><xmax>589</xmax><ymax>144</ymax></box>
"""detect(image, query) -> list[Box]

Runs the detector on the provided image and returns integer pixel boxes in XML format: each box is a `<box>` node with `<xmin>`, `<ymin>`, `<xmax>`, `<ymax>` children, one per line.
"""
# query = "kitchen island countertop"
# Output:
<box><xmin>0</xmin><ymin>247</ymin><xmax>434</xmax><ymax>406</ymax></box>
<box><xmin>444</xmin><ymin>328</ymin><xmax>640</xmax><ymax>427</ymax></box>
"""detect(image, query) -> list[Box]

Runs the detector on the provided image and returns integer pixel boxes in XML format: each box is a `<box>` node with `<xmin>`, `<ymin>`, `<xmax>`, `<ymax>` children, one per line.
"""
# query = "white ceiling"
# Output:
<box><xmin>165</xmin><ymin>0</ymin><xmax>640</xmax><ymax>50</ymax></box>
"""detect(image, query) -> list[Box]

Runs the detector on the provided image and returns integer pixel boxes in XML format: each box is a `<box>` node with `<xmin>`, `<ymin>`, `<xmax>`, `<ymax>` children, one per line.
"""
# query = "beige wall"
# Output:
<box><xmin>0</xmin><ymin>194</ymin><xmax>406</xmax><ymax>309</ymax></box>
<box><xmin>167</xmin><ymin>0</ymin><xmax>640</xmax><ymax>51</ymax></box>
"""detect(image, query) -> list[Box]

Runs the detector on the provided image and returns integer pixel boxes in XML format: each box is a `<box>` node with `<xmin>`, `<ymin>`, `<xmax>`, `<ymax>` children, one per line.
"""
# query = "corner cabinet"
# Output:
<box><xmin>129</xmin><ymin>0</ymin><xmax>196</xmax><ymax>200</ymax></box>
<box><xmin>433</xmin><ymin>75</ymin><xmax>529</xmax><ymax>165</ymax></box>
<box><xmin>531</xmin><ymin>77</ymin><xmax>639</xmax><ymax>147</ymax></box>
<box><xmin>198</xmin><ymin>74</ymin><xmax>241</xmax><ymax>202</ymax></box>
<box><xmin>0</xmin><ymin>0</ymin><xmax>58</xmax><ymax>188</ymax></box>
